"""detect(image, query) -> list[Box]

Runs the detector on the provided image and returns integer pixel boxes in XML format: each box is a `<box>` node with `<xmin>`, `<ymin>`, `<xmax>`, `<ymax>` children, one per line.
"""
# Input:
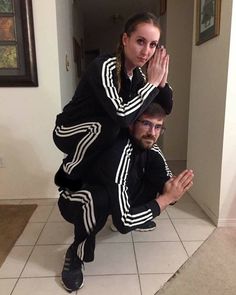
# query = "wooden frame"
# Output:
<box><xmin>73</xmin><ymin>37</ymin><xmax>82</xmax><ymax>78</ymax></box>
<box><xmin>0</xmin><ymin>0</ymin><xmax>38</xmax><ymax>87</ymax></box>
<box><xmin>160</xmin><ymin>0</ymin><xmax>167</xmax><ymax>16</ymax></box>
<box><xmin>196</xmin><ymin>0</ymin><xmax>221</xmax><ymax>45</ymax></box>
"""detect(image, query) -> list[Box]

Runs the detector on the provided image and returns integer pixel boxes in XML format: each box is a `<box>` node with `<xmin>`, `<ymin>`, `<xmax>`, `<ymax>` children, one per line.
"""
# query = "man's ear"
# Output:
<box><xmin>122</xmin><ymin>33</ymin><xmax>128</xmax><ymax>46</ymax></box>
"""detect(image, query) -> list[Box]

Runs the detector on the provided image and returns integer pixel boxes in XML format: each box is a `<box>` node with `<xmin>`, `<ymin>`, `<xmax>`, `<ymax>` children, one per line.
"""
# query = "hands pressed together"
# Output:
<box><xmin>156</xmin><ymin>169</ymin><xmax>194</xmax><ymax>212</ymax></box>
<box><xmin>147</xmin><ymin>46</ymin><xmax>169</xmax><ymax>88</ymax></box>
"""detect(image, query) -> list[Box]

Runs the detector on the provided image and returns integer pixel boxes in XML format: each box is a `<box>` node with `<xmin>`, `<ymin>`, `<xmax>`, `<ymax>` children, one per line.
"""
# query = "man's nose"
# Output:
<box><xmin>148</xmin><ymin>126</ymin><xmax>156</xmax><ymax>135</ymax></box>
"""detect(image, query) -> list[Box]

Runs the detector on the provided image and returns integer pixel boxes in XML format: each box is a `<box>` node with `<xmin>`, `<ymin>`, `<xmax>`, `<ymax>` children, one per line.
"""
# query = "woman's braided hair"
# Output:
<box><xmin>115</xmin><ymin>12</ymin><xmax>161</xmax><ymax>92</ymax></box>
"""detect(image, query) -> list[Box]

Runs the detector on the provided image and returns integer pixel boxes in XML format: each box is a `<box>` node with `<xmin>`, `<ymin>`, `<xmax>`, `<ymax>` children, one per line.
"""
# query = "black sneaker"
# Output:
<box><xmin>135</xmin><ymin>220</ymin><xmax>156</xmax><ymax>232</ymax></box>
<box><xmin>61</xmin><ymin>245</ymin><xmax>84</xmax><ymax>293</ymax></box>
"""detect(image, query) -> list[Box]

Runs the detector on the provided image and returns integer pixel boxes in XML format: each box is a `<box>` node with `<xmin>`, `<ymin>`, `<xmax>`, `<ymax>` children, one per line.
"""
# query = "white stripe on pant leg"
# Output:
<box><xmin>77</xmin><ymin>240</ymin><xmax>86</xmax><ymax>261</ymax></box>
<box><xmin>61</xmin><ymin>190</ymin><xmax>96</xmax><ymax>234</ymax></box>
<box><xmin>64</xmin><ymin>122</ymin><xmax>101</xmax><ymax>175</ymax></box>
<box><xmin>55</xmin><ymin>122</ymin><xmax>98</xmax><ymax>137</ymax></box>
<box><xmin>64</xmin><ymin>129</ymin><xmax>97</xmax><ymax>174</ymax></box>
<box><xmin>72</xmin><ymin>190</ymin><xmax>96</xmax><ymax>233</ymax></box>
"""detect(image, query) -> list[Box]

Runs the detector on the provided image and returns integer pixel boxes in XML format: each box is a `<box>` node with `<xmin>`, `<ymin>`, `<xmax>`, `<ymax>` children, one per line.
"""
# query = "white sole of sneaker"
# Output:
<box><xmin>61</xmin><ymin>278</ymin><xmax>84</xmax><ymax>293</ymax></box>
<box><xmin>134</xmin><ymin>227</ymin><xmax>156</xmax><ymax>232</ymax></box>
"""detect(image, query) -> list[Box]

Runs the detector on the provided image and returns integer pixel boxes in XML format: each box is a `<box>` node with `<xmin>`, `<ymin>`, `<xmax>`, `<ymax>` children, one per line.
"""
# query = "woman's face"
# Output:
<box><xmin>122</xmin><ymin>22</ymin><xmax>160</xmax><ymax>72</ymax></box>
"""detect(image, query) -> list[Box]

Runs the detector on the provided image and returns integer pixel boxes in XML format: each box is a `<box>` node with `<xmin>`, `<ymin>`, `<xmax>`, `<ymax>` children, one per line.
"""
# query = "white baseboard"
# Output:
<box><xmin>217</xmin><ymin>219</ymin><xmax>236</xmax><ymax>227</ymax></box>
<box><xmin>191</xmin><ymin>196</ymin><xmax>236</xmax><ymax>227</ymax></box>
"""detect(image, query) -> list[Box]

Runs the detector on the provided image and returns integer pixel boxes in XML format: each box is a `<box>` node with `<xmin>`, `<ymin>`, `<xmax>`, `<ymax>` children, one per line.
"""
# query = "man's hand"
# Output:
<box><xmin>156</xmin><ymin>169</ymin><xmax>194</xmax><ymax>212</ymax></box>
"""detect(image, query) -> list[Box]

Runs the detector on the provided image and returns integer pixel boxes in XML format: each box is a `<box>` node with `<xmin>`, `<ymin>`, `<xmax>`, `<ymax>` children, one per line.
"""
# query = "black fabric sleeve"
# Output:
<box><xmin>156</xmin><ymin>83</ymin><xmax>173</xmax><ymax>114</ymax></box>
<box><xmin>145</xmin><ymin>145</ymin><xmax>173</xmax><ymax>194</ymax></box>
<box><xmin>86</xmin><ymin>56</ymin><xmax>160</xmax><ymax>127</ymax></box>
<box><xmin>134</xmin><ymin>82</ymin><xmax>173</xmax><ymax>120</ymax></box>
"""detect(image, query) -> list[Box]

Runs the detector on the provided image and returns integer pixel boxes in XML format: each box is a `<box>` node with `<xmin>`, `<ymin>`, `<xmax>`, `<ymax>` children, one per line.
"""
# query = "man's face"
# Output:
<box><xmin>129</xmin><ymin>114</ymin><xmax>165</xmax><ymax>149</ymax></box>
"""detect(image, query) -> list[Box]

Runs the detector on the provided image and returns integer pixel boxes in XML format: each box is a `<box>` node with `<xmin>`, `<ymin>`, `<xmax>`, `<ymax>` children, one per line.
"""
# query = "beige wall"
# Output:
<box><xmin>55</xmin><ymin>0</ymin><xmax>78</xmax><ymax>107</ymax></box>
<box><xmin>219</xmin><ymin>0</ymin><xmax>236</xmax><ymax>226</ymax></box>
<box><xmin>163</xmin><ymin>0</ymin><xmax>194</xmax><ymax>160</ymax></box>
<box><xmin>187</xmin><ymin>0</ymin><xmax>235</xmax><ymax>225</ymax></box>
<box><xmin>0</xmin><ymin>0</ymin><xmax>77</xmax><ymax>199</ymax></box>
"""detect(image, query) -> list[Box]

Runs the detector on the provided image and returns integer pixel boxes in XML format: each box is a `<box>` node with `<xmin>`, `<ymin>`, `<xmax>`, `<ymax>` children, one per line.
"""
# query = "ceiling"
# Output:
<box><xmin>79</xmin><ymin>0</ymin><xmax>160</xmax><ymax>36</ymax></box>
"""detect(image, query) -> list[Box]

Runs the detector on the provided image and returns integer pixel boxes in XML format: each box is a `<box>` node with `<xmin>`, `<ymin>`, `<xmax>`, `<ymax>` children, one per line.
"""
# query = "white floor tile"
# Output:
<box><xmin>96</xmin><ymin>219</ymin><xmax>132</xmax><ymax>243</ymax></box>
<box><xmin>172</xmin><ymin>219</ymin><xmax>215</xmax><ymax>241</ymax></box>
<box><xmin>0</xmin><ymin>246</ymin><xmax>33</xmax><ymax>278</ymax></box>
<box><xmin>157</xmin><ymin>210</ymin><xmax>169</xmax><ymax>219</ymax></box>
<box><xmin>0</xmin><ymin>278</ymin><xmax>17</xmax><ymax>295</ymax></box>
<box><xmin>12</xmin><ymin>277</ymin><xmax>76</xmax><ymax>295</ymax></box>
<box><xmin>21</xmin><ymin>245</ymin><xmax>67</xmax><ymax>277</ymax></box>
<box><xmin>29</xmin><ymin>206</ymin><xmax>54</xmax><ymax>223</ymax></box>
<box><xmin>47</xmin><ymin>206</ymin><xmax>65</xmax><ymax>222</ymax></box>
<box><xmin>37</xmin><ymin>222</ymin><xmax>74</xmax><ymax>245</ymax></box>
<box><xmin>0</xmin><ymin>195</ymin><xmax>215</xmax><ymax>294</ymax></box>
<box><xmin>135</xmin><ymin>242</ymin><xmax>188</xmax><ymax>274</ymax></box>
<box><xmin>140</xmin><ymin>274</ymin><xmax>172</xmax><ymax>295</ymax></box>
<box><xmin>79</xmin><ymin>275</ymin><xmax>141</xmax><ymax>295</ymax></box>
<box><xmin>15</xmin><ymin>223</ymin><xmax>44</xmax><ymax>246</ymax></box>
<box><xmin>132</xmin><ymin>219</ymin><xmax>180</xmax><ymax>242</ymax></box>
<box><xmin>182</xmin><ymin>241</ymin><xmax>204</xmax><ymax>256</ymax></box>
<box><xmin>166</xmin><ymin>196</ymin><xmax>207</xmax><ymax>219</ymax></box>
<box><xmin>84</xmin><ymin>243</ymin><xmax>137</xmax><ymax>275</ymax></box>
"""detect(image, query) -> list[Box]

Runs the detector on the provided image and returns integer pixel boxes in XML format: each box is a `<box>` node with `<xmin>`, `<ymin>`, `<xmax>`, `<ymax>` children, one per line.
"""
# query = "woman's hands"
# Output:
<box><xmin>147</xmin><ymin>46</ymin><xmax>169</xmax><ymax>88</ymax></box>
<box><xmin>156</xmin><ymin>169</ymin><xmax>194</xmax><ymax>212</ymax></box>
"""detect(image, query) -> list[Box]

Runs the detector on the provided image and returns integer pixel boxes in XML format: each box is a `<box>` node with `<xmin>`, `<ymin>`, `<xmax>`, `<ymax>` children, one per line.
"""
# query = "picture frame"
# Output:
<box><xmin>73</xmin><ymin>37</ymin><xmax>81</xmax><ymax>78</ymax></box>
<box><xmin>196</xmin><ymin>0</ymin><xmax>221</xmax><ymax>45</ymax></box>
<box><xmin>160</xmin><ymin>0</ymin><xmax>167</xmax><ymax>16</ymax></box>
<box><xmin>0</xmin><ymin>0</ymin><xmax>38</xmax><ymax>87</ymax></box>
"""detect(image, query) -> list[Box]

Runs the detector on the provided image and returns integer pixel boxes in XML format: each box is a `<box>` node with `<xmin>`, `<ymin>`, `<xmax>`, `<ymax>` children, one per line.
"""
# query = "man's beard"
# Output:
<box><xmin>133</xmin><ymin>135</ymin><xmax>156</xmax><ymax>150</ymax></box>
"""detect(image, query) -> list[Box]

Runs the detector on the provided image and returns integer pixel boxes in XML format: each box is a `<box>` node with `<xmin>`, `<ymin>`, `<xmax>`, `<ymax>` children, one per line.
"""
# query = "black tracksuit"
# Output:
<box><xmin>53</xmin><ymin>54</ymin><xmax>173</xmax><ymax>181</ymax></box>
<box><xmin>58</xmin><ymin>130</ymin><xmax>173</xmax><ymax>262</ymax></box>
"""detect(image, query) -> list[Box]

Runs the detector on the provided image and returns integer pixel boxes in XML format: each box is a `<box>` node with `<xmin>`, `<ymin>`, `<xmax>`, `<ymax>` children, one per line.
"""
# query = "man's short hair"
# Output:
<box><xmin>142</xmin><ymin>103</ymin><xmax>166</xmax><ymax>119</ymax></box>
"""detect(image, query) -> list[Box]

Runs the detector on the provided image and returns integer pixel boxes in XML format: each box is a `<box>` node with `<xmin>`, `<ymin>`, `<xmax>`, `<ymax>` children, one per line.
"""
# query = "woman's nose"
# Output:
<box><xmin>141</xmin><ymin>45</ymin><xmax>149</xmax><ymax>56</ymax></box>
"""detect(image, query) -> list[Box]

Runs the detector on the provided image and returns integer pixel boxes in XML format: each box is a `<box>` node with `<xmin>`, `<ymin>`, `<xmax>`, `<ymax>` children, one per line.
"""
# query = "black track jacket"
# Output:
<box><xmin>55</xmin><ymin>54</ymin><xmax>173</xmax><ymax>127</ymax></box>
<box><xmin>88</xmin><ymin>131</ymin><xmax>173</xmax><ymax>234</ymax></box>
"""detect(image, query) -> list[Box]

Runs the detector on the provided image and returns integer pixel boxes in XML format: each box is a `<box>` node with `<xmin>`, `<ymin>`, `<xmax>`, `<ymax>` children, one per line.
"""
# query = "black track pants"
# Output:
<box><xmin>53</xmin><ymin>118</ymin><xmax>120</xmax><ymax>179</ymax></box>
<box><xmin>58</xmin><ymin>185</ymin><xmax>110</xmax><ymax>262</ymax></box>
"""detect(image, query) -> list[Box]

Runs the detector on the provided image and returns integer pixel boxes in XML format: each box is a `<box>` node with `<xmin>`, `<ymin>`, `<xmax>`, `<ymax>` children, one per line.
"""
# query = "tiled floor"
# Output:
<box><xmin>0</xmin><ymin>193</ymin><xmax>215</xmax><ymax>295</ymax></box>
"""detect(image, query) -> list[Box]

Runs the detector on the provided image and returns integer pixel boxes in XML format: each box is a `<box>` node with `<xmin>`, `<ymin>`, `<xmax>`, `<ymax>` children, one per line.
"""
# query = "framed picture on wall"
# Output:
<box><xmin>73</xmin><ymin>37</ymin><xmax>82</xmax><ymax>78</ymax></box>
<box><xmin>196</xmin><ymin>0</ymin><xmax>221</xmax><ymax>45</ymax></box>
<box><xmin>160</xmin><ymin>0</ymin><xmax>167</xmax><ymax>16</ymax></box>
<box><xmin>0</xmin><ymin>0</ymin><xmax>38</xmax><ymax>87</ymax></box>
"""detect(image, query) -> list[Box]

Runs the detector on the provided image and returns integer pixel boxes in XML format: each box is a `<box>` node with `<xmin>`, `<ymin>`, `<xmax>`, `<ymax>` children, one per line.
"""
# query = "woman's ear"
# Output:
<box><xmin>122</xmin><ymin>33</ymin><xmax>128</xmax><ymax>46</ymax></box>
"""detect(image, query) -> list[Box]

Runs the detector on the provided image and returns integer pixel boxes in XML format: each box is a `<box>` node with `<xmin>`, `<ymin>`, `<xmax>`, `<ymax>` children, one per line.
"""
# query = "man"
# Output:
<box><xmin>57</xmin><ymin>103</ymin><xmax>194</xmax><ymax>292</ymax></box>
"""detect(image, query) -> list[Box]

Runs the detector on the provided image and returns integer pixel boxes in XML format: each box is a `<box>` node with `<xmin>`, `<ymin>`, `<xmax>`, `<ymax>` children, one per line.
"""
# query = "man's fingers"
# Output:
<box><xmin>183</xmin><ymin>181</ymin><xmax>193</xmax><ymax>192</ymax></box>
<box><xmin>174</xmin><ymin>169</ymin><xmax>193</xmax><ymax>182</ymax></box>
<box><xmin>181</xmin><ymin>173</ymin><xmax>194</xmax><ymax>188</ymax></box>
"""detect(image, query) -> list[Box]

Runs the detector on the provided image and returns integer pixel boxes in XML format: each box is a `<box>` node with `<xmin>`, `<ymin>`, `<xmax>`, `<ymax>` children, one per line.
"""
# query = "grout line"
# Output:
<box><xmin>16</xmin><ymin>206</ymin><xmax>55</xmax><ymax>278</ymax></box>
<box><xmin>9</xmin><ymin>204</ymin><xmax>55</xmax><ymax>294</ymax></box>
<box><xmin>166</xmin><ymin>210</ymin><xmax>190</xmax><ymax>258</ymax></box>
<box><xmin>131</xmin><ymin>231</ymin><xmax>143</xmax><ymax>295</ymax></box>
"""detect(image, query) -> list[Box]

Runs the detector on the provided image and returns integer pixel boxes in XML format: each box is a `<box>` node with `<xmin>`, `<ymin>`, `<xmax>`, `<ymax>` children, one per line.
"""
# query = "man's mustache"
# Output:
<box><xmin>142</xmin><ymin>135</ymin><xmax>156</xmax><ymax>142</ymax></box>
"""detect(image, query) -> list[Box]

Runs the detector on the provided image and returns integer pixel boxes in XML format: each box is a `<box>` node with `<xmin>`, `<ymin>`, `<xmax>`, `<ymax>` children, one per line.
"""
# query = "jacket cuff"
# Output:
<box><xmin>147</xmin><ymin>199</ymin><xmax>161</xmax><ymax>217</ymax></box>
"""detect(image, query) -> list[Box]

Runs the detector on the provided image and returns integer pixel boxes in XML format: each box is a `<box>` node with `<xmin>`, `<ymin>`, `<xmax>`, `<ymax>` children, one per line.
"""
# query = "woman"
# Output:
<box><xmin>53</xmin><ymin>12</ymin><xmax>173</xmax><ymax>187</ymax></box>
